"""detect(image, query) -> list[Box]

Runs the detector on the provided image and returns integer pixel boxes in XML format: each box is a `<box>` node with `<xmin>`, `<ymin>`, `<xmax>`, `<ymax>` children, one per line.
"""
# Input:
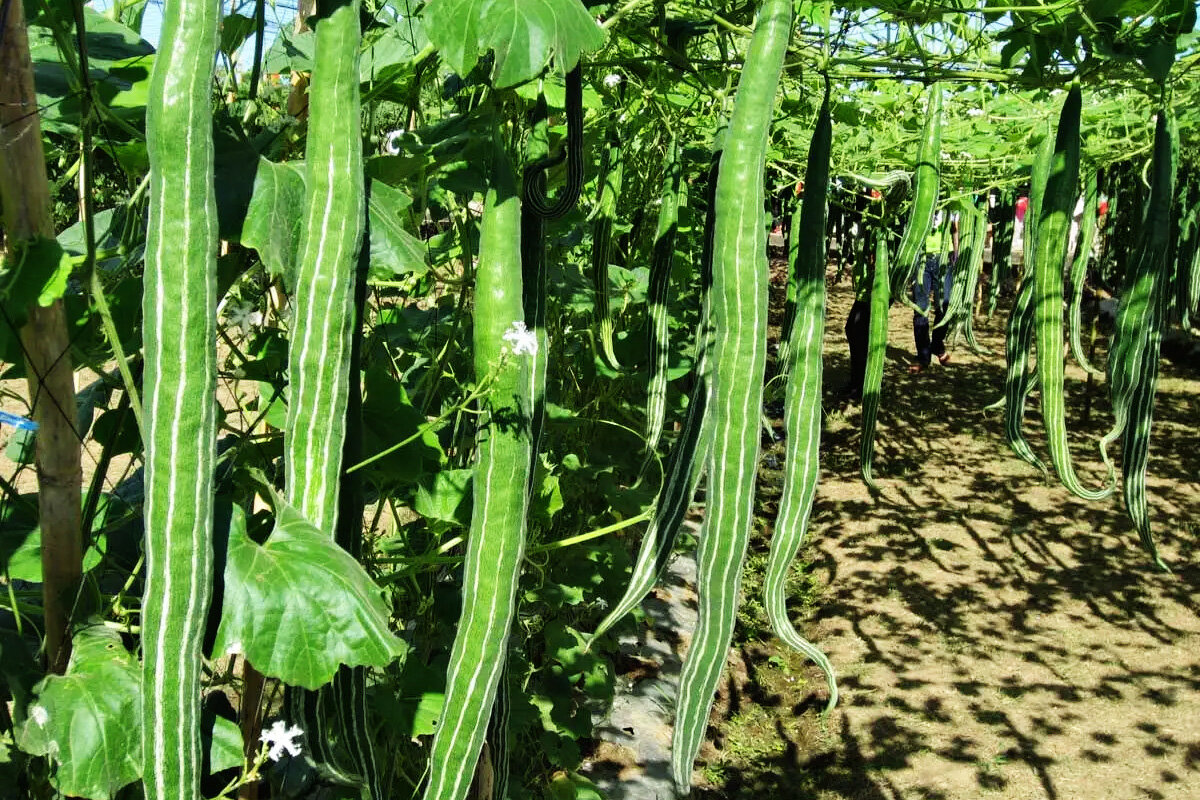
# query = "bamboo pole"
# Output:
<box><xmin>0</xmin><ymin>0</ymin><xmax>84</xmax><ymax>674</ymax></box>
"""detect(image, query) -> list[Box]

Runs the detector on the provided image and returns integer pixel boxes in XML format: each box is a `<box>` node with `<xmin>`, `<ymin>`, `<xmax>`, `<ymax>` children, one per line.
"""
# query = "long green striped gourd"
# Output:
<box><xmin>285</xmin><ymin>0</ymin><xmax>364</xmax><ymax>528</ymax></box>
<box><xmin>777</xmin><ymin>81</ymin><xmax>831</xmax><ymax>374</ymax></box>
<box><xmin>934</xmin><ymin>201</ymin><xmax>980</xmax><ymax>329</ymax></box>
<box><xmin>422</xmin><ymin>132</ymin><xmax>533</xmax><ymax>800</ymax></box>
<box><xmin>588</xmin><ymin>150</ymin><xmax>719</xmax><ymax>645</ymax></box>
<box><xmin>958</xmin><ymin>207</ymin><xmax>992</xmax><ymax>355</ymax></box>
<box><xmin>141</xmin><ymin>0</ymin><xmax>219</xmax><ymax>795</ymax></box>
<box><xmin>282</xmin><ymin>0</ymin><xmax>378</xmax><ymax>789</ymax></box>
<box><xmin>1171</xmin><ymin>181</ymin><xmax>1198</xmax><ymax>328</ymax></box>
<box><xmin>643</xmin><ymin>137</ymin><xmax>683</xmax><ymax>456</ymax></box>
<box><xmin>1100</xmin><ymin>108</ymin><xmax>1177</xmax><ymax>569</ymax></box>
<box><xmin>764</xmin><ymin>89</ymin><xmax>837</xmax><ymax>709</ymax></box>
<box><xmin>522</xmin><ymin>91</ymin><xmax>553</xmax><ymax>465</ymax></box>
<box><xmin>1032</xmin><ymin>86</ymin><xmax>1113</xmax><ymax>501</ymax></box>
<box><xmin>592</xmin><ymin>132</ymin><xmax>624</xmax><ymax>370</ymax></box>
<box><xmin>937</xmin><ymin>202</ymin><xmax>990</xmax><ymax>355</ymax></box>
<box><xmin>1001</xmin><ymin>127</ymin><xmax>1053</xmax><ymax>474</ymax></box>
<box><xmin>672</xmin><ymin>0</ymin><xmax>792</xmax><ymax>788</ymax></box>
<box><xmin>890</xmin><ymin>83</ymin><xmax>942</xmax><ymax>300</ymax></box>
<box><xmin>1067</xmin><ymin>168</ymin><xmax>1104</xmax><ymax>376</ymax></box>
<box><xmin>859</xmin><ymin>226</ymin><xmax>890</xmax><ymax>491</ymax></box>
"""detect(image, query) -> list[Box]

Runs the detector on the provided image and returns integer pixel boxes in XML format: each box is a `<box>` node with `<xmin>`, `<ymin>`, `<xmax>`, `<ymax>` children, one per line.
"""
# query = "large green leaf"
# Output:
<box><xmin>27</xmin><ymin>7</ymin><xmax>154</xmax><ymax>134</ymax></box>
<box><xmin>16</xmin><ymin>626</ymin><xmax>141</xmax><ymax>800</ymax></box>
<box><xmin>237</xmin><ymin>165</ymin><xmax>423</xmax><ymax>282</ymax></box>
<box><xmin>213</xmin><ymin>501</ymin><xmax>407</xmax><ymax>689</ymax></box>
<box><xmin>368</xmin><ymin>180</ymin><xmax>427</xmax><ymax>278</ymax></box>
<box><xmin>414</xmin><ymin>468</ymin><xmax>473</xmax><ymax>526</ymax></box>
<box><xmin>421</xmin><ymin>0</ymin><xmax>605</xmax><ymax>87</ymax></box>
<box><xmin>241</xmin><ymin>158</ymin><xmax>307</xmax><ymax>281</ymax></box>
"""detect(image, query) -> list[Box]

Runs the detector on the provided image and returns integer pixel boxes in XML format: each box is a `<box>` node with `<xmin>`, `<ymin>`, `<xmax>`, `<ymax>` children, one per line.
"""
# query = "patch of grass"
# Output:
<box><xmin>734</xmin><ymin>544</ymin><xmax>821</xmax><ymax>643</ymax></box>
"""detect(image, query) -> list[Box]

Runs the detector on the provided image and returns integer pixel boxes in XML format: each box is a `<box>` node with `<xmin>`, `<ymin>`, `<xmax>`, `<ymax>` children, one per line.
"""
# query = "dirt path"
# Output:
<box><xmin>696</xmin><ymin>267</ymin><xmax>1200</xmax><ymax>799</ymax></box>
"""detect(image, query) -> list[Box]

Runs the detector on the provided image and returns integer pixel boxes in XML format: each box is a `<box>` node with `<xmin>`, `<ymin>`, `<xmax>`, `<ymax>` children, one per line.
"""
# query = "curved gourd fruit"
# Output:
<box><xmin>890</xmin><ymin>83</ymin><xmax>942</xmax><ymax>300</ymax></box>
<box><xmin>644</xmin><ymin>137</ymin><xmax>683</xmax><ymax>455</ymax></box>
<box><xmin>421</xmin><ymin>132</ymin><xmax>533</xmax><ymax>800</ymax></box>
<box><xmin>140</xmin><ymin>0</ymin><xmax>220</xmax><ymax>796</ymax></box>
<box><xmin>764</xmin><ymin>87</ymin><xmax>837</xmax><ymax>709</ymax></box>
<box><xmin>591</xmin><ymin>132</ymin><xmax>624</xmax><ymax>370</ymax></box>
<box><xmin>860</xmin><ymin>226</ymin><xmax>890</xmax><ymax>491</ymax></box>
<box><xmin>1002</xmin><ymin>127</ymin><xmax>1053</xmax><ymax>475</ymax></box>
<box><xmin>1100</xmin><ymin>109</ymin><xmax>1177</xmax><ymax>570</ymax></box>
<box><xmin>1032</xmin><ymin>86</ymin><xmax>1113</xmax><ymax>501</ymax></box>
<box><xmin>522</xmin><ymin>92</ymin><xmax>553</xmax><ymax>463</ymax></box>
<box><xmin>283</xmin><ymin>0</ymin><xmax>380</xmax><ymax>790</ymax></box>
<box><xmin>522</xmin><ymin>65</ymin><xmax>585</xmax><ymax>220</ymax></box>
<box><xmin>1067</xmin><ymin>168</ymin><xmax>1104</xmax><ymax>376</ymax></box>
<box><xmin>671</xmin><ymin>0</ymin><xmax>792</xmax><ymax>788</ymax></box>
<box><xmin>588</xmin><ymin>150</ymin><xmax>718</xmax><ymax>646</ymax></box>
<box><xmin>777</xmin><ymin>81</ymin><xmax>832</xmax><ymax>374</ymax></box>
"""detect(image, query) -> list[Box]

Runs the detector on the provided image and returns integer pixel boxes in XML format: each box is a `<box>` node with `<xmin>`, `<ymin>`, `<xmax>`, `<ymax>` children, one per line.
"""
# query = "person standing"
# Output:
<box><xmin>910</xmin><ymin>212</ymin><xmax>954</xmax><ymax>372</ymax></box>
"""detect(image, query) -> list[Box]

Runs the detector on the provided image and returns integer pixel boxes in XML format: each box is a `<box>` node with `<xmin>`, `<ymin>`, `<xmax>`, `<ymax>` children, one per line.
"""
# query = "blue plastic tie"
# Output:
<box><xmin>0</xmin><ymin>410</ymin><xmax>38</xmax><ymax>432</ymax></box>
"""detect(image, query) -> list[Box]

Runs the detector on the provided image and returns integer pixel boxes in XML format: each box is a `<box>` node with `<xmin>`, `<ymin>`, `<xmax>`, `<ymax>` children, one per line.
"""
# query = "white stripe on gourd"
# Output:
<box><xmin>671</xmin><ymin>0</ymin><xmax>792</xmax><ymax>789</ymax></box>
<box><xmin>141</xmin><ymin>0</ymin><xmax>219</xmax><ymax>797</ymax></box>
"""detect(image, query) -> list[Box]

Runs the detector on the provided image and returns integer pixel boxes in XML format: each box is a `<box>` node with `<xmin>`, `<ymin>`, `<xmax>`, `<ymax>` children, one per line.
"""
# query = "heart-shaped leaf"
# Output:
<box><xmin>214</xmin><ymin>501</ymin><xmax>407</xmax><ymax>689</ymax></box>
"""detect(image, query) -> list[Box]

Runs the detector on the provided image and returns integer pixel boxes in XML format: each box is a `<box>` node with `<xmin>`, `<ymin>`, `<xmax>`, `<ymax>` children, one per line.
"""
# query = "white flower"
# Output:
<box><xmin>30</xmin><ymin>705</ymin><xmax>49</xmax><ymax>726</ymax></box>
<box><xmin>967</xmin><ymin>108</ymin><xmax>984</xmax><ymax>117</ymax></box>
<box><xmin>501</xmin><ymin>320</ymin><xmax>538</xmax><ymax>356</ymax></box>
<box><xmin>603</xmin><ymin>73</ymin><xmax>623</xmax><ymax>88</ymax></box>
<box><xmin>223</xmin><ymin>301</ymin><xmax>263</xmax><ymax>336</ymax></box>
<box><xmin>260</xmin><ymin>720</ymin><xmax>304</xmax><ymax>761</ymax></box>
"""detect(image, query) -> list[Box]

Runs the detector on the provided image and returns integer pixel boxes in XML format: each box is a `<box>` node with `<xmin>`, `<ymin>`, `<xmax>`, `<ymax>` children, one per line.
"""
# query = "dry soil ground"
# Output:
<box><xmin>693</xmin><ymin>265</ymin><xmax>1200</xmax><ymax>800</ymax></box>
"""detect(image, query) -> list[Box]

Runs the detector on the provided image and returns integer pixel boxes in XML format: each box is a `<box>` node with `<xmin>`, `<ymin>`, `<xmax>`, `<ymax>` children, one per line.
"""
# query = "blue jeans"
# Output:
<box><xmin>913</xmin><ymin>254</ymin><xmax>952</xmax><ymax>365</ymax></box>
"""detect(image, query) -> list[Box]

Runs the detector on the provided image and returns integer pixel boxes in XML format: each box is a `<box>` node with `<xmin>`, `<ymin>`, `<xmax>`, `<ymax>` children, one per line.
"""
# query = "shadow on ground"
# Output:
<box><xmin>690</xmin><ymin>268</ymin><xmax>1200</xmax><ymax>800</ymax></box>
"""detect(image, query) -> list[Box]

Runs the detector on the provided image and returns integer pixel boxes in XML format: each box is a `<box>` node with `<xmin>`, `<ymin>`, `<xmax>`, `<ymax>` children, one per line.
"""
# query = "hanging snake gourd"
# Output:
<box><xmin>891</xmin><ymin>84</ymin><xmax>942</xmax><ymax>301</ymax></box>
<box><xmin>592</xmin><ymin>132</ymin><xmax>624</xmax><ymax>370</ymax></box>
<box><xmin>1001</xmin><ymin>127</ymin><xmax>1053</xmax><ymax>475</ymax></box>
<box><xmin>1100</xmin><ymin>109</ymin><xmax>1177</xmax><ymax>569</ymax></box>
<box><xmin>643</xmin><ymin>137</ymin><xmax>683</xmax><ymax>456</ymax></box>
<box><xmin>860</xmin><ymin>226</ymin><xmax>891</xmax><ymax>490</ymax></box>
<box><xmin>764</xmin><ymin>87</ymin><xmax>837</xmax><ymax>708</ymax></box>
<box><xmin>281</xmin><ymin>0</ymin><xmax>380</xmax><ymax>790</ymax></box>
<box><xmin>672</xmin><ymin>0</ymin><xmax>792</xmax><ymax>788</ymax></box>
<box><xmin>141</xmin><ymin>0</ymin><xmax>219</xmax><ymax>795</ymax></box>
<box><xmin>1032</xmin><ymin>86</ymin><xmax>1114</xmax><ymax>501</ymax></box>
<box><xmin>421</xmin><ymin>132</ymin><xmax>533</xmax><ymax>800</ymax></box>
<box><xmin>1067</xmin><ymin>169</ymin><xmax>1104</xmax><ymax>376</ymax></box>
